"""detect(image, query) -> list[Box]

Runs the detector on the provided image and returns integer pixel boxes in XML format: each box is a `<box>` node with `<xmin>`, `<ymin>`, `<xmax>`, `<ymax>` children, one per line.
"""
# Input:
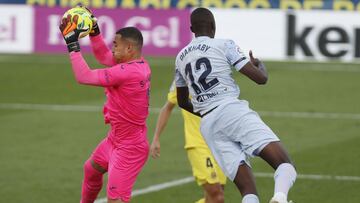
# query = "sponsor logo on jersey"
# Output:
<box><xmin>196</xmin><ymin>91</ymin><xmax>219</xmax><ymax>102</ymax></box>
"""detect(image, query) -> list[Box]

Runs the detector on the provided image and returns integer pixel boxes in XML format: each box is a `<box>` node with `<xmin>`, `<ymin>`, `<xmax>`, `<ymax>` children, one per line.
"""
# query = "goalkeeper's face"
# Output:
<box><xmin>112</xmin><ymin>34</ymin><xmax>135</xmax><ymax>63</ymax></box>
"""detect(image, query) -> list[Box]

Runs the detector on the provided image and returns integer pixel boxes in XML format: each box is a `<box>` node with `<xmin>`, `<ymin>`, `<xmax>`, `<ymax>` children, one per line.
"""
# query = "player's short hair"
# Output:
<box><xmin>116</xmin><ymin>27</ymin><xmax>143</xmax><ymax>50</ymax></box>
<box><xmin>190</xmin><ymin>7</ymin><xmax>215</xmax><ymax>33</ymax></box>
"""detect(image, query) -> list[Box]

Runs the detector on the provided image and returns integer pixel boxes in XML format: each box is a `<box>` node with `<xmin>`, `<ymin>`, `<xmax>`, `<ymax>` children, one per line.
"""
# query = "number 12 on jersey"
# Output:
<box><xmin>185</xmin><ymin>57</ymin><xmax>219</xmax><ymax>95</ymax></box>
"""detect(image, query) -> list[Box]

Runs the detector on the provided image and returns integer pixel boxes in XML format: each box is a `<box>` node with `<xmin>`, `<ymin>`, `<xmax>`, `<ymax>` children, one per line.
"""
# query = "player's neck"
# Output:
<box><xmin>130</xmin><ymin>53</ymin><xmax>142</xmax><ymax>61</ymax></box>
<box><xmin>121</xmin><ymin>53</ymin><xmax>142</xmax><ymax>63</ymax></box>
<box><xmin>195</xmin><ymin>33</ymin><xmax>213</xmax><ymax>38</ymax></box>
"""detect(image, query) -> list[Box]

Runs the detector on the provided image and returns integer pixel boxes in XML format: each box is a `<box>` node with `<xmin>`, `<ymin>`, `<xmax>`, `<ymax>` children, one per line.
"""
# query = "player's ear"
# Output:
<box><xmin>211</xmin><ymin>22</ymin><xmax>216</xmax><ymax>32</ymax></box>
<box><xmin>126</xmin><ymin>43</ymin><xmax>132</xmax><ymax>52</ymax></box>
<box><xmin>127</xmin><ymin>43</ymin><xmax>135</xmax><ymax>54</ymax></box>
<box><xmin>210</xmin><ymin>22</ymin><xmax>216</xmax><ymax>38</ymax></box>
<box><xmin>190</xmin><ymin>26</ymin><xmax>194</xmax><ymax>33</ymax></box>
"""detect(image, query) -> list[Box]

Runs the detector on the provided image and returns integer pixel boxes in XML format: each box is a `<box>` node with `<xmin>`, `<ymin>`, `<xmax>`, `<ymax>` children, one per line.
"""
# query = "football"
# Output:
<box><xmin>62</xmin><ymin>7</ymin><xmax>93</xmax><ymax>38</ymax></box>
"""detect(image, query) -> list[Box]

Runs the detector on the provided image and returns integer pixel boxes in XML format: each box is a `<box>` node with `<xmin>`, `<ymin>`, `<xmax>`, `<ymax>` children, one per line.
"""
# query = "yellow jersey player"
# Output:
<box><xmin>150</xmin><ymin>81</ymin><xmax>226</xmax><ymax>203</ymax></box>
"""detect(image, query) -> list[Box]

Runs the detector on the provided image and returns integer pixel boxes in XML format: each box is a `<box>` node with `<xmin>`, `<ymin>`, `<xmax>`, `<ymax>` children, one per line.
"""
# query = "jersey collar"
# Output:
<box><xmin>194</xmin><ymin>36</ymin><xmax>211</xmax><ymax>41</ymax></box>
<box><xmin>126</xmin><ymin>57</ymin><xmax>145</xmax><ymax>64</ymax></box>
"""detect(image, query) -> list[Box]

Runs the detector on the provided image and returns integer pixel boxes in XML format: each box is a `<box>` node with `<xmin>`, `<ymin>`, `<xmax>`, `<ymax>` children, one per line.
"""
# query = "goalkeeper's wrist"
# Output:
<box><xmin>89</xmin><ymin>24</ymin><xmax>100</xmax><ymax>37</ymax></box>
<box><xmin>67</xmin><ymin>41</ymin><xmax>80</xmax><ymax>52</ymax></box>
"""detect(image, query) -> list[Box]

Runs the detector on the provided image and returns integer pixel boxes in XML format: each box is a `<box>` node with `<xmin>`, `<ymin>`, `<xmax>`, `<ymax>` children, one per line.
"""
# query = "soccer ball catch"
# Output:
<box><xmin>62</xmin><ymin>7</ymin><xmax>93</xmax><ymax>38</ymax></box>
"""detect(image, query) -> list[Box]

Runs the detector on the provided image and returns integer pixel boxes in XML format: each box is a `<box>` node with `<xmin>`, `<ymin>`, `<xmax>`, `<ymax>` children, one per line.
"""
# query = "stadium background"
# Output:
<box><xmin>0</xmin><ymin>0</ymin><xmax>359</xmax><ymax>202</ymax></box>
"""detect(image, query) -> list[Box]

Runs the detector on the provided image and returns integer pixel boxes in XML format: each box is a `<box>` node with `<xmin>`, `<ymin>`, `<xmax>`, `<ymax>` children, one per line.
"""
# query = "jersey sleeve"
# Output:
<box><xmin>97</xmin><ymin>64</ymin><xmax>127</xmax><ymax>87</ymax></box>
<box><xmin>167</xmin><ymin>81</ymin><xmax>178</xmax><ymax>105</ymax></box>
<box><xmin>224</xmin><ymin>40</ymin><xmax>250</xmax><ymax>71</ymax></box>
<box><xmin>70</xmin><ymin>52</ymin><xmax>125</xmax><ymax>87</ymax></box>
<box><xmin>90</xmin><ymin>34</ymin><xmax>117</xmax><ymax>67</ymax></box>
<box><xmin>70</xmin><ymin>52</ymin><xmax>103</xmax><ymax>86</ymax></box>
<box><xmin>174</xmin><ymin>60</ymin><xmax>187</xmax><ymax>87</ymax></box>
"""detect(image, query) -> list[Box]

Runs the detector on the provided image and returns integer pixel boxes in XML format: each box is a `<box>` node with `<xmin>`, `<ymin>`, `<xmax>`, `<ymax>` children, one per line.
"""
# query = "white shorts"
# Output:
<box><xmin>200</xmin><ymin>100</ymin><xmax>279</xmax><ymax>181</ymax></box>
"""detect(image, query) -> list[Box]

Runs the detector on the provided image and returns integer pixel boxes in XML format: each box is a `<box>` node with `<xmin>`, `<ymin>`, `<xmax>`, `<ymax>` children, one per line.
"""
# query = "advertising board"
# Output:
<box><xmin>0</xmin><ymin>5</ymin><xmax>34</xmax><ymax>53</ymax></box>
<box><xmin>34</xmin><ymin>7</ymin><xmax>192</xmax><ymax>55</ymax></box>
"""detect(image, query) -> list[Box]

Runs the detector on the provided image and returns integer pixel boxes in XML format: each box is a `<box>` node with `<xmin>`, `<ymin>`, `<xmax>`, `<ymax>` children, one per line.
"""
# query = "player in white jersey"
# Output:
<box><xmin>175</xmin><ymin>8</ymin><xmax>297</xmax><ymax>203</ymax></box>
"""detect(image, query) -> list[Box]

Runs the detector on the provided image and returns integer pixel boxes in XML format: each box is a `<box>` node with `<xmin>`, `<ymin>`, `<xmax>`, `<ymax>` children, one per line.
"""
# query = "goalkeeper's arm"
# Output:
<box><xmin>82</xmin><ymin>6</ymin><xmax>117</xmax><ymax>66</ymax></box>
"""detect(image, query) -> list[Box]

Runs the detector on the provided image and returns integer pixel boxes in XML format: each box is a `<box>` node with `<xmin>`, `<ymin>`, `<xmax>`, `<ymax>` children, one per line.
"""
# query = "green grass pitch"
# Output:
<box><xmin>0</xmin><ymin>54</ymin><xmax>359</xmax><ymax>202</ymax></box>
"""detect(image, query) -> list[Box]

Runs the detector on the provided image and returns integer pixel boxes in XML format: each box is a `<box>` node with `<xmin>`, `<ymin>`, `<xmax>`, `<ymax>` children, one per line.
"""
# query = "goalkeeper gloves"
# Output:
<box><xmin>79</xmin><ymin>6</ymin><xmax>100</xmax><ymax>37</ymax></box>
<box><xmin>89</xmin><ymin>17</ymin><xmax>100</xmax><ymax>37</ymax></box>
<box><xmin>59</xmin><ymin>14</ymin><xmax>82</xmax><ymax>52</ymax></box>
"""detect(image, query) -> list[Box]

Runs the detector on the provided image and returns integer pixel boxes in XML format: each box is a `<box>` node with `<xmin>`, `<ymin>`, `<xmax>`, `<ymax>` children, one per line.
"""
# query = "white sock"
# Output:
<box><xmin>242</xmin><ymin>194</ymin><xmax>259</xmax><ymax>203</ymax></box>
<box><xmin>274</xmin><ymin>163</ymin><xmax>297</xmax><ymax>197</ymax></box>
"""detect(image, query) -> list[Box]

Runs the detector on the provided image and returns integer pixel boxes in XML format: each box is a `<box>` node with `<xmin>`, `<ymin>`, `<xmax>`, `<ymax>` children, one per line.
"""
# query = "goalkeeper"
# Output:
<box><xmin>60</xmin><ymin>12</ymin><xmax>151</xmax><ymax>203</ymax></box>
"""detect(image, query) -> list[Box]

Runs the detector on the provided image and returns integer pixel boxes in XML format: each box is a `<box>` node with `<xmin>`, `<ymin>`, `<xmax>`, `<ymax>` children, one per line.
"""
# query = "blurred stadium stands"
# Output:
<box><xmin>0</xmin><ymin>0</ymin><xmax>360</xmax><ymax>61</ymax></box>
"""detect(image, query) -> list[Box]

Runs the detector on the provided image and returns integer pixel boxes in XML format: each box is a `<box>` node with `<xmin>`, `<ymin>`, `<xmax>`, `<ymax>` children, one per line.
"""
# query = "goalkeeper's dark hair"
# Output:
<box><xmin>190</xmin><ymin>7</ymin><xmax>215</xmax><ymax>36</ymax></box>
<box><xmin>116</xmin><ymin>27</ymin><xmax>143</xmax><ymax>50</ymax></box>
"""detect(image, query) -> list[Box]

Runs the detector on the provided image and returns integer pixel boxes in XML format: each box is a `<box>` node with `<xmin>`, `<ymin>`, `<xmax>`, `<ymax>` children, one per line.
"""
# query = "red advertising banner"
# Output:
<box><xmin>34</xmin><ymin>7</ymin><xmax>192</xmax><ymax>56</ymax></box>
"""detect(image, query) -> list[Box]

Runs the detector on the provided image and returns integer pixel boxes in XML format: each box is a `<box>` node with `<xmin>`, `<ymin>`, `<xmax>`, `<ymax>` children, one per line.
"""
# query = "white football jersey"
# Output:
<box><xmin>175</xmin><ymin>36</ymin><xmax>249</xmax><ymax>115</ymax></box>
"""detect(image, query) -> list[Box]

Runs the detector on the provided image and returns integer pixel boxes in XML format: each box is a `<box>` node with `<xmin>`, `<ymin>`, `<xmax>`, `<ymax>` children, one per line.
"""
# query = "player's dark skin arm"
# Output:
<box><xmin>177</xmin><ymin>86</ymin><xmax>202</xmax><ymax>117</ymax></box>
<box><xmin>239</xmin><ymin>51</ymin><xmax>268</xmax><ymax>85</ymax></box>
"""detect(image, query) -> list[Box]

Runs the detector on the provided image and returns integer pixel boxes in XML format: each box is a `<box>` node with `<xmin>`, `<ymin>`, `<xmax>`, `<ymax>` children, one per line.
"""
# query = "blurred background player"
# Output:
<box><xmin>59</xmin><ymin>13</ymin><xmax>151</xmax><ymax>203</ymax></box>
<box><xmin>175</xmin><ymin>8</ymin><xmax>297</xmax><ymax>203</ymax></box>
<box><xmin>150</xmin><ymin>81</ymin><xmax>226</xmax><ymax>203</ymax></box>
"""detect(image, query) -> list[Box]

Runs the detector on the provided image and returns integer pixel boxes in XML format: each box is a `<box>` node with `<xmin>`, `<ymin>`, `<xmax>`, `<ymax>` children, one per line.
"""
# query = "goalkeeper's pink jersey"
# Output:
<box><xmin>69</xmin><ymin>35</ymin><xmax>151</xmax><ymax>145</ymax></box>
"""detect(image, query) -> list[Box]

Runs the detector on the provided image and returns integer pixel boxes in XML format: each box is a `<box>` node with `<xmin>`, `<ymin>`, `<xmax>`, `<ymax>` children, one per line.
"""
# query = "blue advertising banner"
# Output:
<box><xmin>0</xmin><ymin>0</ymin><xmax>25</xmax><ymax>3</ymax></box>
<box><xmin>1</xmin><ymin>0</ymin><xmax>360</xmax><ymax>10</ymax></box>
